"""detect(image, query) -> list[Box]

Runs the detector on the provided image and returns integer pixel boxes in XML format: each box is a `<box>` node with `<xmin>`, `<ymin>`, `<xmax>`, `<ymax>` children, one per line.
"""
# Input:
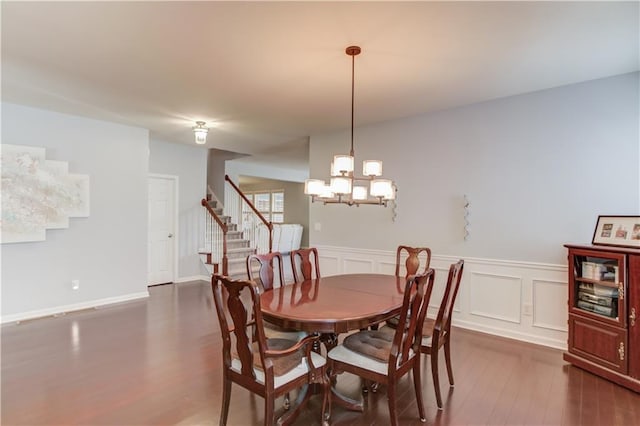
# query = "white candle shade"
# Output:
<box><xmin>304</xmin><ymin>179</ymin><xmax>325</xmax><ymax>196</ymax></box>
<box><xmin>319</xmin><ymin>184</ymin><xmax>335</xmax><ymax>199</ymax></box>
<box><xmin>352</xmin><ymin>186</ymin><xmax>368</xmax><ymax>200</ymax></box>
<box><xmin>363</xmin><ymin>160</ymin><xmax>383</xmax><ymax>177</ymax></box>
<box><xmin>332</xmin><ymin>155</ymin><xmax>354</xmax><ymax>176</ymax></box>
<box><xmin>370</xmin><ymin>179</ymin><xmax>394</xmax><ymax>199</ymax></box>
<box><xmin>330</xmin><ymin>177</ymin><xmax>352</xmax><ymax>195</ymax></box>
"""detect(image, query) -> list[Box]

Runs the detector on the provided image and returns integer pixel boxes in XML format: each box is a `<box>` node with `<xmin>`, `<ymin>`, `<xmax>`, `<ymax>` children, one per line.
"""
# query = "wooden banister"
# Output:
<box><xmin>201</xmin><ymin>198</ymin><xmax>228</xmax><ymax>275</ymax></box>
<box><xmin>224</xmin><ymin>174</ymin><xmax>273</xmax><ymax>252</ymax></box>
<box><xmin>201</xmin><ymin>199</ymin><xmax>229</xmax><ymax>232</ymax></box>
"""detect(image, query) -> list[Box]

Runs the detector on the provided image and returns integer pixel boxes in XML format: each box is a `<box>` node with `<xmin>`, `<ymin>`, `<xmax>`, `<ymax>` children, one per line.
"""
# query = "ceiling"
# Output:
<box><xmin>2</xmin><ymin>2</ymin><xmax>638</xmax><ymax>168</ymax></box>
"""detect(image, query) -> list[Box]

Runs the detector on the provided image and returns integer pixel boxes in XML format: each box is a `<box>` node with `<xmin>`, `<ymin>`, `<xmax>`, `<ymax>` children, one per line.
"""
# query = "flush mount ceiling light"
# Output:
<box><xmin>193</xmin><ymin>121</ymin><xmax>209</xmax><ymax>145</ymax></box>
<box><xmin>304</xmin><ymin>46</ymin><xmax>396</xmax><ymax>207</ymax></box>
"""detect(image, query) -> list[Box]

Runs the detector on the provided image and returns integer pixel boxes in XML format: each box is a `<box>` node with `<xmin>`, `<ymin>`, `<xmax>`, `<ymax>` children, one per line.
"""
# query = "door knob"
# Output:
<box><xmin>168</xmin><ymin>233</ymin><xmax>174</xmax><ymax>238</ymax></box>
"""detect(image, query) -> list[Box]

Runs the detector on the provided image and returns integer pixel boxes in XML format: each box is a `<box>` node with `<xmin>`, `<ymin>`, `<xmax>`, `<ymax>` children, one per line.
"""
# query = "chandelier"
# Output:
<box><xmin>304</xmin><ymin>46</ymin><xmax>396</xmax><ymax>207</ymax></box>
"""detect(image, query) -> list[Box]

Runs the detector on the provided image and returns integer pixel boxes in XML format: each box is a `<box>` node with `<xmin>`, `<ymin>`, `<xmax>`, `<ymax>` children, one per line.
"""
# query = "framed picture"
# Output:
<box><xmin>592</xmin><ymin>215</ymin><xmax>640</xmax><ymax>248</ymax></box>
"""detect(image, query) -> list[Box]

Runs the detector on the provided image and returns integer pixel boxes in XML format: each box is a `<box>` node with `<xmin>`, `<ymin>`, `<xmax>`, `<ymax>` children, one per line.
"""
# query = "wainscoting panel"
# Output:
<box><xmin>343</xmin><ymin>257</ymin><xmax>375</xmax><ymax>273</ymax></box>
<box><xmin>377</xmin><ymin>261</ymin><xmax>396</xmax><ymax>275</ymax></box>
<box><xmin>532</xmin><ymin>279</ymin><xmax>569</xmax><ymax>332</ymax></box>
<box><xmin>429</xmin><ymin>266</ymin><xmax>458</xmax><ymax>311</ymax></box>
<box><xmin>315</xmin><ymin>245</ymin><xmax>568</xmax><ymax>349</ymax></box>
<box><xmin>469</xmin><ymin>272</ymin><xmax>522</xmax><ymax>324</ymax></box>
<box><xmin>319</xmin><ymin>255</ymin><xmax>340</xmax><ymax>276</ymax></box>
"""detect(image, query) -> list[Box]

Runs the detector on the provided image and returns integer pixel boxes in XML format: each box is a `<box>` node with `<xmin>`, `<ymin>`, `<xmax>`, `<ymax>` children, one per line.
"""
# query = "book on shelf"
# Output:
<box><xmin>578</xmin><ymin>291</ymin><xmax>616</xmax><ymax>308</ymax></box>
<box><xmin>577</xmin><ymin>300</ymin><xmax>617</xmax><ymax>318</ymax></box>
<box><xmin>578</xmin><ymin>282</ymin><xmax>619</xmax><ymax>297</ymax></box>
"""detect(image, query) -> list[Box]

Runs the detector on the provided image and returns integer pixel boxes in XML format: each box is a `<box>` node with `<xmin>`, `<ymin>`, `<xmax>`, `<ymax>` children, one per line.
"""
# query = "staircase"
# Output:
<box><xmin>199</xmin><ymin>198</ymin><xmax>255</xmax><ymax>280</ymax></box>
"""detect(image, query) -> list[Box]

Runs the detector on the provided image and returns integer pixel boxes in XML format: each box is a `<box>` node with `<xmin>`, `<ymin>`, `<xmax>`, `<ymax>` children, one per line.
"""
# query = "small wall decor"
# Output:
<box><xmin>463</xmin><ymin>194</ymin><xmax>470</xmax><ymax>241</ymax></box>
<box><xmin>592</xmin><ymin>215</ymin><xmax>640</xmax><ymax>248</ymax></box>
<box><xmin>1</xmin><ymin>144</ymin><xmax>90</xmax><ymax>243</ymax></box>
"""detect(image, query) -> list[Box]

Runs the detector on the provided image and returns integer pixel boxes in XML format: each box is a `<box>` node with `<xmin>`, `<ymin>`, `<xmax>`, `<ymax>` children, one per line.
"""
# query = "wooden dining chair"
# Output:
<box><xmin>247</xmin><ymin>252</ymin><xmax>305</xmax><ymax>342</ymax></box>
<box><xmin>247</xmin><ymin>252</ymin><xmax>286</xmax><ymax>291</ymax></box>
<box><xmin>421</xmin><ymin>259</ymin><xmax>464</xmax><ymax>410</ymax></box>
<box><xmin>395</xmin><ymin>245</ymin><xmax>432</xmax><ymax>278</ymax></box>
<box><xmin>328</xmin><ymin>270</ymin><xmax>435</xmax><ymax>426</ymax></box>
<box><xmin>384</xmin><ymin>245</ymin><xmax>432</xmax><ymax>330</ymax></box>
<box><xmin>247</xmin><ymin>252</ymin><xmax>307</xmax><ymax>409</ymax></box>
<box><xmin>290</xmin><ymin>247</ymin><xmax>320</xmax><ymax>282</ymax></box>
<box><xmin>212</xmin><ymin>275</ymin><xmax>330</xmax><ymax>426</ymax></box>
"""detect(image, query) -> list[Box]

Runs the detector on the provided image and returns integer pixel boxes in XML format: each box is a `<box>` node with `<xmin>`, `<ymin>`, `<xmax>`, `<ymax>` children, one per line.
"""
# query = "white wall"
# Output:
<box><xmin>309</xmin><ymin>72</ymin><xmax>639</xmax><ymax>265</ymax></box>
<box><xmin>226</xmin><ymin>157</ymin><xmax>308</xmax><ymax>184</ymax></box>
<box><xmin>308</xmin><ymin>73</ymin><xmax>639</xmax><ymax>348</ymax></box>
<box><xmin>1</xmin><ymin>103</ymin><xmax>150</xmax><ymax>322</ymax></box>
<box><xmin>149</xmin><ymin>139</ymin><xmax>208</xmax><ymax>280</ymax></box>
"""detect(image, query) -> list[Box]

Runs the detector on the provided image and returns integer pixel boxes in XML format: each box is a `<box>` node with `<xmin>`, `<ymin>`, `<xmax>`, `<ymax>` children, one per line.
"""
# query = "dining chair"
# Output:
<box><xmin>247</xmin><ymin>252</ymin><xmax>308</xmax><ymax>409</ymax></box>
<box><xmin>421</xmin><ymin>259</ymin><xmax>464</xmax><ymax>410</ymax></box>
<box><xmin>327</xmin><ymin>270</ymin><xmax>435</xmax><ymax>426</ymax></box>
<box><xmin>384</xmin><ymin>245</ymin><xmax>432</xmax><ymax>331</ymax></box>
<box><xmin>247</xmin><ymin>252</ymin><xmax>306</xmax><ymax>343</ymax></box>
<box><xmin>395</xmin><ymin>245</ymin><xmax>432</xmax><ymax>278</ymax></box>
<box><xmin>290</xmin><ymin>247</ymin><xmax>320</xmax><ymax>283</ymax></box>
<box><xmin>247</xmin><ymin>252</ymin><xmax>286</xmax><ymax>291</ymax></box>
<box><xmin>212</xmin><ymin>275</ymin><xmax>330</xmax><ymax>426</ymax></box>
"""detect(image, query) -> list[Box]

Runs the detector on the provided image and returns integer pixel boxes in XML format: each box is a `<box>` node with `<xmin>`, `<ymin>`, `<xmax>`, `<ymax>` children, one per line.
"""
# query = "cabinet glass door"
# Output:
<box><xmin>570</xmin><ymin>250</ymin><xmax>626</xmax><ymax>327</ymax></box>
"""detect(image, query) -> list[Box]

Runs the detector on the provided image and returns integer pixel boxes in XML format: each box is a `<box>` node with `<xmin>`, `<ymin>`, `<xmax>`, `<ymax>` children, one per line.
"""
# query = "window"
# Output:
<box><xmin>271</xmin><ymin>192</ymin><xmax>284</xmax><ymax>223</ymax></box>
<box><xmin>244</xmin><ymin>190</ymin><xmax>284</xmax><ymax>223</ymax></box>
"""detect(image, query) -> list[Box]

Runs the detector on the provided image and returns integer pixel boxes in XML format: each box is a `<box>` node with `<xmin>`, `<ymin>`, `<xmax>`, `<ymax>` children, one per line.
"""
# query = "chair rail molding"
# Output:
<box><xmin>315</xmin><ymin>245</ymin><xmax>568</xmax><ymax>350</ymax></box>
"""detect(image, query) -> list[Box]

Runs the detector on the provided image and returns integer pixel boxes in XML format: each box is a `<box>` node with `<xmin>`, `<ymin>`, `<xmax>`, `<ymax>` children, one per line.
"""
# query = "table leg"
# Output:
<box><xmin>319</xmin><ymin>332</ymin><xmax>338</xmax><ymax>352</ymax></box>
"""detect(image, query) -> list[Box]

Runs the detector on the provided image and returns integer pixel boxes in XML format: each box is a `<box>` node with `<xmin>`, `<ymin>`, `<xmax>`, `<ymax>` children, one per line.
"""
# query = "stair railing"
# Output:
<box><xmin>224</xmin><ymin>174</ymin><xmax>273</xmax><ymax>254</ymax></box>
<box><xmin>201</xmin><ymin>198</ymin><xmax>228</xmax><ymax>275</ymax></box>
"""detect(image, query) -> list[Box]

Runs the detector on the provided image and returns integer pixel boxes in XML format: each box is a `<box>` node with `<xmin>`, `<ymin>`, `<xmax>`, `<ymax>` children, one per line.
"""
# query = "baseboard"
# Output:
<box><xmin>174</xmin><ymin>275</ymin><xmax>210</xmax><ymax>283</ymax></box>
<box><xmin>453</xmin><ymin>318</ymin><xmax>567</xmax><ymax>351</ymax></box>
<box><xmin>1</xmin><ymin>291</ymin><xmax>150</xmax><ymax>325</ymax></box>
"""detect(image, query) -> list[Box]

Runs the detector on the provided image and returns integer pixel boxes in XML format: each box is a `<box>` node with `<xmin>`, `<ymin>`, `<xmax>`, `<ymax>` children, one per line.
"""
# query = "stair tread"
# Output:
<box><xmin>227</xmin><ymin>247</ymin><xmax>255</xmax><ymax>253</ymax></box>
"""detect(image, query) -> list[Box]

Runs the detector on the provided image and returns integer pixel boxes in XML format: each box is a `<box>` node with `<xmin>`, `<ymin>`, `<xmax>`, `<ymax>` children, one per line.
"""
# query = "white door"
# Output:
<box><xmin>148</xmin><ymin>175</ymin><xmax>177</xmax><ymax>285</ymax></box>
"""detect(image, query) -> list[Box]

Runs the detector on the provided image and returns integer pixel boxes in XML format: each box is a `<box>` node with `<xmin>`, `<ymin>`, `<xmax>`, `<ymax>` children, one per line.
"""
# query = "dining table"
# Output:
<box><xmin>260</xmin><ymin>273</ymin><xmax>407</xmax><ymax>412</ymax></box>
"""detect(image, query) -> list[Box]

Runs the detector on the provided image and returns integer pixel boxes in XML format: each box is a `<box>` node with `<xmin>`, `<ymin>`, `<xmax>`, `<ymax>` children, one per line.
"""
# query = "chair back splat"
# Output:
<box><xmin>212</xmin><ymin>275</ymin><xmax>264</xmax><ymax>379</ymax></box>
<box><xmin>247</xmin><ymin>252</ymin><xmax>285</xmax><ymax>291</ymax></box>
<box><xmin>290</xmin><ymin>247</ymin><xmax>320</xmax><ymax>282</ymax></box>
<box><xmin>395</xmin><ymin>245</ymin><xmax>432</xmax><ymax>278</ymax></box>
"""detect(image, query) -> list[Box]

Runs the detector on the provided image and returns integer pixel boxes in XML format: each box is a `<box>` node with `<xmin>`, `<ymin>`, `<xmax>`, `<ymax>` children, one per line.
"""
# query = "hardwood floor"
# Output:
<box><xmin>2</xmin><ymin>280</ymin><xmax>639</xmax><ymax>425</ymax></box>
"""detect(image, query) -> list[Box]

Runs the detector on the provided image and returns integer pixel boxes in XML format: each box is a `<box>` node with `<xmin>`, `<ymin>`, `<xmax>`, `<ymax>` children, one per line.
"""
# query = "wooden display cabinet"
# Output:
<box><xmin>564</xmin><ymin>244</ymin><xmax>639</xmax><ymax>392</ymax></box>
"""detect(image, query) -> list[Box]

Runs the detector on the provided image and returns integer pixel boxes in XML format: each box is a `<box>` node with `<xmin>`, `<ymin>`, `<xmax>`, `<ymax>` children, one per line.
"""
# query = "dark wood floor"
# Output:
<box><xmin>2</xmin><ymin>280</ymin><xmax>639</xmax><ymax>425</ymax></box>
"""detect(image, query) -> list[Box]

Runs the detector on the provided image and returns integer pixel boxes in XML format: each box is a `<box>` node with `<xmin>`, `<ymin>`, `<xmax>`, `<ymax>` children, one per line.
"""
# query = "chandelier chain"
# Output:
<box><xmin>350</xmin><ymin>50</ymin><xmax>355</xmax><ymax>157</ymax></box>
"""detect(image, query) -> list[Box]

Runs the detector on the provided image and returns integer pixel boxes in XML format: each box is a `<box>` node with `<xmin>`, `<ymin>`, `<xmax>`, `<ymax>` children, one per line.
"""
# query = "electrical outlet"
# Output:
<box><xmin>523</xmin><ymin>304</ymin><xmax>533</xmax><ymax>316</ymax></box>
<box><xmin>314</xmin><ymin>222</ymin><xmax>322</xmax><ymax>231</ymax></box>
<box><xmin>71</xmin><ymin>280</ymin><xmax>80</xmax><ymax>290</ymax></box>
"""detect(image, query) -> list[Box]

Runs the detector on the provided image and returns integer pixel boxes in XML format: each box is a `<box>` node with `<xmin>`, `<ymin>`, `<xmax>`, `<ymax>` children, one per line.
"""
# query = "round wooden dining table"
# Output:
<box><xmin>260</xmin><ymin>273</ymin><xmax>407</xmax><ymax>413</ymax></box>
<box><xmin>260</xmin><ymin>273</ymin><xmax>406</xmax><ymax>336</ymax></box>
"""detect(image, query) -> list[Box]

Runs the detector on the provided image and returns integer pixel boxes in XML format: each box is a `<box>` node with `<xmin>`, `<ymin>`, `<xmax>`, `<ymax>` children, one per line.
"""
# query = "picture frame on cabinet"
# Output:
<box><xmin>592</xmin><ymin>215</ymin><xmax>640</xmax><ymax>248</ymax></box>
